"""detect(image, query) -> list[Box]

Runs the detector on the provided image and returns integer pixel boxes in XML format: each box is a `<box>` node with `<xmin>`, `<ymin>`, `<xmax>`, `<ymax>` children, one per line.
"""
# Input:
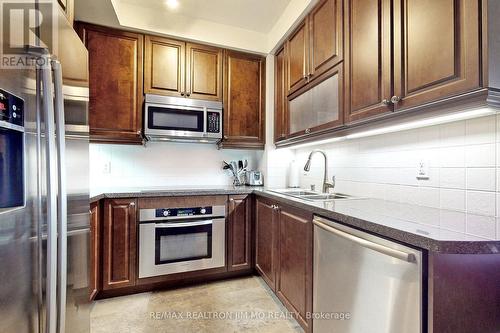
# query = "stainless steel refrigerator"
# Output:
<box><xmin>0</xmin><ymin>1</ymin><xmax>90</xmax><ymax>332</ymax></box>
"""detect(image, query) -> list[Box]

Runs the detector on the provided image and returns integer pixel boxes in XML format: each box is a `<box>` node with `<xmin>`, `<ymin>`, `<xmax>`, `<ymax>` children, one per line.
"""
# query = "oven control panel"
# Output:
<box><xmin>155</xmin><ymin>206</ymin><xmax>213</xmax><ymax>218</ymax></box>
<box><xmin>206</xmin><ymin>112</ymin><xmax>220</xmax><ymax>133</ymax></box>
<box><xmin>0</xmin><ymin>89</ymin><xmax>24</xmax><ymax>126</ymax></box>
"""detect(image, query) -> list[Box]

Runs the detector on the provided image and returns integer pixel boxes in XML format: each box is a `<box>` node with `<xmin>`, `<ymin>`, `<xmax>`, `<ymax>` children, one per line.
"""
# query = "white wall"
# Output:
<box><xmin>272</xmin><ymin>114</ymin><xmax>500</xmax><ymax>239</ymax></box>
<box><xmin>89</xmin><ymin>142</ymin><xmax>260</xmax><ymax>190</ymax></box>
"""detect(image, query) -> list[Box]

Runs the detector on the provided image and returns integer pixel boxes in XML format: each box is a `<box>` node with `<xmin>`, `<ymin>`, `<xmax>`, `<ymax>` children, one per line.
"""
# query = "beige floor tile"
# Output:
<box><xmin>91</xmin><ymin>276</ymin><xmax>303</xmax><ymax>333</ymax></box>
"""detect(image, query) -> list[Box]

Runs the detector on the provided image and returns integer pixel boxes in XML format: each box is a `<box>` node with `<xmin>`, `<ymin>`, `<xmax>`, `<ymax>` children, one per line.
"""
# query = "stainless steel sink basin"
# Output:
<box><xmin>271</xmin><ymin>189</ymin><xmax>360</xmax><ymax>201</ymax></box>
<box><xmin>302</xmin><ymin>194</ymin><xmax>352</xmax><ymax>201</ymax></box>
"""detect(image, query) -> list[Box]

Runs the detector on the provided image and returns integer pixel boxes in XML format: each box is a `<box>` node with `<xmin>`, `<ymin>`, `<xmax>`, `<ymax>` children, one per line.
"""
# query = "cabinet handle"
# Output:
<box><xmin>305</xmin><ymin>128</ymin><xmax>311</xmax><ymax>134</ymax></box>
<box><xmin>223</xmin><ymin>135</ymin><xmax>228</xmax><ymax>140</ymax></box>
<box><xmin>130</xmin><ymin>202</ymin><xmax>135</xmax><ymax>206</ymax></box>
<box><xmin>390</xmin><ymin>96</ymin><xmax>401</xmax><ymax>104</ymax></box>
<box><xmin>382</xmin><ymin>99</ymin><xmax>391</xmax><ymax>105</ymax></box>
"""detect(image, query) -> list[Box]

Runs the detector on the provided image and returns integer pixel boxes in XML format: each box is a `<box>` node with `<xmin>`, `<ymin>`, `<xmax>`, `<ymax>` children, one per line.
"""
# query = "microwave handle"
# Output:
<box><xmin>154</xmin><ymin>220</ymin><xmax>213</xmax><ymax>228</ymax></box>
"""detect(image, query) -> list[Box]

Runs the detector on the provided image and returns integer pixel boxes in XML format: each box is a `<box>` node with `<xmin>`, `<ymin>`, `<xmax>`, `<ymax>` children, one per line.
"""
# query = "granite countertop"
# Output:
<box><xmin>90</xmin><ymin>185</ymin><xmax>256</xmax><ymax>203</ymax></box>
<box><xmin>89</xmin><ymin>186</ymin><xmax>500</xmax><ymax>255</ymax></box>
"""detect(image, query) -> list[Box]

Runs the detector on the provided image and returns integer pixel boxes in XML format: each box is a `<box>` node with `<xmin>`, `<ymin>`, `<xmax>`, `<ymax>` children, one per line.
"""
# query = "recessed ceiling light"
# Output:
<box><xmin>165</xmin><ymin>0</ymin><xmax>179</xmax><ymax>9</ymax></box>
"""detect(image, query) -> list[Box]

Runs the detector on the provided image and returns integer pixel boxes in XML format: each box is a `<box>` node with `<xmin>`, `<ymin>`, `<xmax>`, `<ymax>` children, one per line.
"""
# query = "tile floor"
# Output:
<box><xmin>91</xmin><ymin>276</ymin><xmax>304</xmax><ymax>333</ymax></box>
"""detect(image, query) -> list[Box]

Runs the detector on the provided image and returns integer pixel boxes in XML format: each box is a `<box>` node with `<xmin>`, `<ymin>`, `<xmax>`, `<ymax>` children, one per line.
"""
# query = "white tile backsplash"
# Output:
<box><xmin>272</xmin><ymin>113</ymin><xmax>500</xmax><ymax>239</ymax></box>
<box><xmin>466</xmin><ymin>168</ymin><xmax>496</xmax><ymax>191</ymax></box>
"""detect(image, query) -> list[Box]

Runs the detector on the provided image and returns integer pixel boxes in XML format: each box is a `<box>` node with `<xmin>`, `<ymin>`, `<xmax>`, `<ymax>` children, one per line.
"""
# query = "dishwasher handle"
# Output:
<box><xmin>313</xmin><ymin>217</ymin><xmax>416</xmax><ymax>263</ymax></box>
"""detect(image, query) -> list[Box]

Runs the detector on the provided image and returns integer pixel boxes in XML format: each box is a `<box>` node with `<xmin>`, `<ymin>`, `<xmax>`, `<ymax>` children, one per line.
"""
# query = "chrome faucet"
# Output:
<box><xmin>304</xmin><ymin>150</ymin><xmax>335</xmax><ymax>193</ymax></box>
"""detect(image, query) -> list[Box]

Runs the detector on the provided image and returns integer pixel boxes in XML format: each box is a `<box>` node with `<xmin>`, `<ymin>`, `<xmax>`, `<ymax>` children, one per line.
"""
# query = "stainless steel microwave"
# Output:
<box><xmin>144</xmin><ymin>94</ymin><xmax>222</xmax><ymax>143</ymax></box>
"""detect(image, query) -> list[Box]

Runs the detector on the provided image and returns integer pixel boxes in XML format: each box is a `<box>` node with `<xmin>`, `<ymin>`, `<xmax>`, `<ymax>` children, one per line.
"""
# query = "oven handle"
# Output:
<box><xmin>154</xmin><ymin>220</ymin><xmax>213</xmax><ymax>228</ymax></box>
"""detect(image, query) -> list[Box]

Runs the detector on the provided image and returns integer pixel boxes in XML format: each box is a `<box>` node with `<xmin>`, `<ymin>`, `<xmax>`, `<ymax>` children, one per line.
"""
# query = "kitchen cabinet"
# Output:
<box><xmin>392</xmin><ymin>0</ymin><xmax>481</xmax><ymax>111</ymax></box>
<box><xmin>186</xmin><ymin>43</ymin><xmax>223</xmax><ymax>101</ymax></box>
<box><xmin>144</xmin><ymin>36</ymin><xmax>185</xmax><ymax>97</ymax></box>
<box><xmin>255</xmin><ymin>197</ymin><xmax>313</xmax><ymax>332</ymax></box>
<box><xmin>286</xmin><ymin>0</ymin><xmax>343</xmax><ymax>96</ymax></box>
<box><xmin>344</xmin><ymin>0</ymin><xmax>393</xmax><ymax>123</ymax></box>
<box><xmin>276</xmin><ymin>204</ymin><xmax>313</xmax><ymax>332</ymax></box>
<box><xmin>144</xmin><ymin>37</ymin><xmax>223</xmax><ymax>101</ymax></box>
<box><xmin>89</xmin><ymin>201</ymin><xmax>101</xmax><ymax>300</ymax></box>
<box><xmin>102</xmin><ymin>199</ymin><xmax>137</xmax><ymax>290</ymax></box>
<box><xmin>227</xmin><ymin>195</ymin><xmax>252</xmax><ymax>272</ymax></box>
<box><xmin>255</xmin><ymin>198</ymin><xmax>279</xmax><ymax>290</ymax></box>
<box><xmin>79</xmin><ymin>23</ymin><xmax>144</xmax><ymax>144</ymax></box>
<box><xmin>220</xmin><ymin>50</ymin><xmax>266</xmax><ymax>149</ymax></box>
<box><xmin>274</xmin><ymin>46</ymin><xmax>288</xmax><ymax>143</ymax></box>
<box><xmin>287</xmin><ymin>21</ymin><xmax>309</xmax><ymax>95</ymax></box>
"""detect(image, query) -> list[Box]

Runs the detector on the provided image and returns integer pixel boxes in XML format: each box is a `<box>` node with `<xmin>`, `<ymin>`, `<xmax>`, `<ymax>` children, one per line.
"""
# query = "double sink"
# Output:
<box><xmin>271</xmin><ymin>189</ymin><xmax>361</xmax><ymax>202</ymax></box>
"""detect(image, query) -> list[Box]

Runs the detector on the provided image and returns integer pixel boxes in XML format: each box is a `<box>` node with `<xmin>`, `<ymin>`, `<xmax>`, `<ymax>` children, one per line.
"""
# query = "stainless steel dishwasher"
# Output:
<box><xmin>313</xmin><ymin>216</ymin><xmax>422</xmax><ymax>333</ymax></box>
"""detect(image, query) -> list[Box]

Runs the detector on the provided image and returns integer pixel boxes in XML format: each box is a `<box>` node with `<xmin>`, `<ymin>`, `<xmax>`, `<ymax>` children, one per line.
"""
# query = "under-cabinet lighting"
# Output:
<box><xmin>288</xmin><ymin>107</ymin><xmax>496</xmax><ymax>150</ymax></box>
<box><xmin>345</xmin><ymin>108</ymin><xmax>494</xmax><ymax>139</ymax></box>
<box><xmin>165</xmin><ymin>0</ymin><xmax>179</xmax><ymax>9</ymax></box>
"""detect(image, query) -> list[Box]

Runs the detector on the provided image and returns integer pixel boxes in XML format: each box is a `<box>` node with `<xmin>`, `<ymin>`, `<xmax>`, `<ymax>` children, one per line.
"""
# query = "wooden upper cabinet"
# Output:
<box><xmin>82</xmin><ymin>24</ymin><xmax>144</xmax><ymax>144</ymax></box>
<box><xmin>393</xmin><ymin>0</ymin><xmax>481</xmax><ymax>111</ymax></box>
<box><xmin>344</xmin><ymin>0</ymin><xmax>393</xmax><ymax>123</ymax></box>
<box><xmin>287</xmin><ymin>21</ymin><xmax>309</xmax><ymax>95</ymax></box>
<box><xmin>227</xmin><ymin>195</ymin><xmax>252</xmax><ymax>272</ymax></box>
<box><xmin>102</xmin><ymin>199</ymin><xmax>137</xmax><ymax>290</ymax></box>
<box><xmin>308</xmin><ymin>0</ymin><xmax>343</xmax><ymax>81</ymax></box>
<box><xmin>275</xmin><ymin>46</ymin><xmax>288</xmax><ymax>143</ymax></box>
<box><xmin>144</xmin><ymin>35</ymin><xmax>185</xmax><ymax>97</ymax></box>
<box><xmin>186</xmin><ymin>43</ymin><xmax>223</xmax><ymax>101</ymax></box>
<box><xmin>221</xmin><ymin>50</ymin><xmax>265</xmax><ymax>149</ymax></box>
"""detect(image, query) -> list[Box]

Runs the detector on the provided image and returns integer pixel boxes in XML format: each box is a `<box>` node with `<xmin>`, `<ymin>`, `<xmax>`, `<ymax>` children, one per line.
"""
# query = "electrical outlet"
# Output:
<box><xmin>102</xmin><ymin>161</ymin><xmax>111</xmax><ymax>174</ymax></box>
<box><xmin>416</xmin><ymin>159</ymin><xmax>429</xmax><ymax>180</ymax></box>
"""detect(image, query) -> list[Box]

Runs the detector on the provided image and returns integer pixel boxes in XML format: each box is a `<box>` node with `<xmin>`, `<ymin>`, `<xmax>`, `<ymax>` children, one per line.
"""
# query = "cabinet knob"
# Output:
<box><xmin>305</xmin><ymin>128</ymin><xmax>311</xmax><ymax>134</ymax></box>
<box><xmin>180</xmin><ymin>92</ymin><xmax>185</xmax><ymax>96</ymax></box>
<box><xmin>390</xmin><ymin>96</ymin><xmax>401</xmax><ymax>104</ymax></box>
<box><xmin>186</xmin><ymin>92</ymin><xmax>191</xmax><ymax>97</ymax></box>
<box><xmin>382</xmin><ymin>99</ymin><xmax>391</xmax><ymax>105</ymax></box>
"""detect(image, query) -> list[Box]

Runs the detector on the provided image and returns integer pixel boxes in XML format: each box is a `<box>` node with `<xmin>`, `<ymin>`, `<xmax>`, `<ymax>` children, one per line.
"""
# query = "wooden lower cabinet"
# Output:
<box><xmin>227</xmin><ymin>195</ymin><xmax>252</xmax><ymax>271</ymax></box>
<box><xmin>276</xmin><ymin>204</ymin><xmax>313</xmax><ymax>332</ymax></box>
<box><xmin>102</xmin><ymin>199</ymin><xmax>137</xmax><ymax>290</ymax></box>
<box><xmin>89</xmin><ymin>201</ymin><xmax>101</xmax><ymax>300</ymax></box>
<box><xmin>255</xmin><ymin>197</ymin><xmax>279</xmax><ymax>290</ymax></box>
<box><xmin>255</xmin><ymin>197</ymin><xmax>313</xmax><ymax>332</ymax></box>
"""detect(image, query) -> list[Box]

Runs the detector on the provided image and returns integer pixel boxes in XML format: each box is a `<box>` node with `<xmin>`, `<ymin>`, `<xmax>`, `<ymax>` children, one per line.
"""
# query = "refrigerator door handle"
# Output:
<box><xmin>52</xmin><ymin>59</ymin><xmax>67</xmax><ymax>333</ymax></box>
<box><xmin>39</xmin><ymin>55</ymin><xmax>58</xmax><ymax>333</ymax></box>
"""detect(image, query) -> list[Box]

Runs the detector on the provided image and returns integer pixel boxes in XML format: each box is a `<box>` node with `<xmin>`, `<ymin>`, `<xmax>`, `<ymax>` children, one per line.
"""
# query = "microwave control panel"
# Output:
<box><xmin>206</xmin><ymin>112</ymin><xmax>220</xmax><ymax>133</ymax></box>
<box><xmin>155</xmin><ymin>206</ymin><xmax>213</xmax><ymax>218</ymax></box>
<box><xmin>0</xmin><ymin>89</ymin><xmax>24</xmax><ymax>126</ymax></box>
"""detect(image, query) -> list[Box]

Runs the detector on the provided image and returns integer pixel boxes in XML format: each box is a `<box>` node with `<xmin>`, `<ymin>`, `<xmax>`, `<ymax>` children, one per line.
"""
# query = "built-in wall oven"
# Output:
<box><xmin>139</xmin><ymin>205</ymin><xmax>226</xmax><ymax>278</ymax></box>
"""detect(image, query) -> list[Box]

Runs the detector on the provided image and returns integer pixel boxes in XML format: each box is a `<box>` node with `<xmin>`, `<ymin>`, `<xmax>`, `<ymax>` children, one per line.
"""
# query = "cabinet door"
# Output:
<box><xmin>344</xmin><ymin>0</ymin><xmax>393</xmax><ymax>123</ymax></box>
<box><xmin>227</xmin><ymin>195</ymin><xmax>252</xmax><ymax>271</ymax></box>
<box><xmin>84</xmin><ymin>25</ymin><xmax>144</xmax><ymax>144</ymax></box>
<box><xmin>276</xmin><ymin>205</ymin><xmax>312</xmax><ymax>332</ymax></box>
<box><xmin>287</xmin><ymin>21</ymin><xmax>309</xmax><ymax>95</ymax></box>
<box><xmin>186</xmin><ymin>43</ymin><xmax>223</xmax><ymax>101</ymax></box>
<box><xmin>221</xmin><ymin>50</ymin><xmax>266</xmax><ymax>149</ymax></box>
<box><xmin>393</xmin><ymin>0</ymin><xmax>481</xmax><ymax>110</ymax></box>
<box><xmin>102</xmin><ymin>199</ymin><xmax>137</xmax><ymax>290</ymax></box>
<box><xmin>308</xmin><ymin>0</ymin><xmax>343</xmax><ymax>81</ymax></box>
<box><xmin>255</xmin><ymin>198</ymin><xmax>278</xmax><ymax>290</ymax></box>
<box><xmin>274</xmin><ymin>46</ymin><xmax>288</xmax><ymax>143</ymax></box>
<box><xmin>144</xmin><ymin>35</ymin><xmax>185</xmax><ymax>97</ymax></box>
<box><xmin>89</xmin><ymin>202</ymin><xmax>100</xmax><ymax>300</ymax></box>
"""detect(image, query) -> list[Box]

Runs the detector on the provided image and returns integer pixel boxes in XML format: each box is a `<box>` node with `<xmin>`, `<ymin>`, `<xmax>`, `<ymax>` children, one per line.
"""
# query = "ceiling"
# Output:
<box><xmin>119</xmin><ymin>0</ymin><xmax>292</xmax><ymax>33</ymax></box>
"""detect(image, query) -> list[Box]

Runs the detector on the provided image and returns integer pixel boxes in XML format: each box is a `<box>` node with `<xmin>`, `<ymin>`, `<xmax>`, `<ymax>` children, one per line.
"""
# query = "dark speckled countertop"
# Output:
<box><xmin>90</xmin><ymin>186</ymin><xmax>500</xmax><ymax>255</ymax></box>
